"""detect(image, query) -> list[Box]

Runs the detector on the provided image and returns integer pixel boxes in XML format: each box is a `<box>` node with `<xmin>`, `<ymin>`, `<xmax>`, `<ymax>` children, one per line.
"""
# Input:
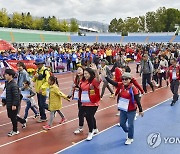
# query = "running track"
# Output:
<box><xmin>0</xmin><ymin>63</ymin><xmax>174</xmax><ymax>154</ymax></box>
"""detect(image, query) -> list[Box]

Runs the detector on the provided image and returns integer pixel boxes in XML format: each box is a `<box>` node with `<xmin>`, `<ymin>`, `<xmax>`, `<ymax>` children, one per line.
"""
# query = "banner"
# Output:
<box><xmin>6</xmin><ymin>60</ymin><xmax>37</xmax><ymax>71</ymax></box>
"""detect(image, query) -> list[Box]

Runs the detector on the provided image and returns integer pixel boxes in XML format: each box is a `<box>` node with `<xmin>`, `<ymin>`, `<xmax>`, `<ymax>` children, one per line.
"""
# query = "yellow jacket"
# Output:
<box><xmin>32</xmin><ymin>66</ymin><xmax>50</xmax><ymax>96</ymax></box>
<box><xmin>48</xmin><ymin>84</ymin><xmax>68</xmax><ymax>111</ymax></box>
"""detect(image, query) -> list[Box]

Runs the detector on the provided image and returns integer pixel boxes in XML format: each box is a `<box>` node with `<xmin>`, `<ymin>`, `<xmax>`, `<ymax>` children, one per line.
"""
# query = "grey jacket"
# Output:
<box><xmin>140</xmin><ymin>60</ymin><xmax>154</xmax><ymax>74</ymax></box>
<box><xmin>17</xmin><ymin>69</ymin><xmax>30</xmax><ymax>88</ymax></box>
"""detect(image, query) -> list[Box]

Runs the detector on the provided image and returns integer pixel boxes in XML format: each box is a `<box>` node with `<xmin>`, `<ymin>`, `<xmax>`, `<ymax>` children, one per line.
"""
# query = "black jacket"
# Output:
<box><xmin>5</xmin><ymin>80</ymin><xmax>20</xmax><ymax>108</ymax></box>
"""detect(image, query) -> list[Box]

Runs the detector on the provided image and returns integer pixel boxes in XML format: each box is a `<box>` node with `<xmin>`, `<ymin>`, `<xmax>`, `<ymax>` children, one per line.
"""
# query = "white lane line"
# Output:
<box><xmin>0</xmin><ymin>103</ymin><xmax>117</xmax><ymax>148</ymax></box>
<box><xmin>56</xmin><ymin>97</ymin><xmax>172</xmax><ymax>154</ymax></box>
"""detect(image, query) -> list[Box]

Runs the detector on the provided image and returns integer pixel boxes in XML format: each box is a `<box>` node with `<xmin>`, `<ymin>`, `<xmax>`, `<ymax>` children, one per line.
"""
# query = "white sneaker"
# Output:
<box><xmin>86</xmin><ymin>132</ymin><xmax>93</xmax><ymax>141</ymax></box>
<box><xmin>93</xmin><ymin>129</ymin><xmax>99</xmax><ymax>135</ymax></box>
<box><xmin>116</xmin><ymin>112</ymin><xmax>120</xmax><ymax>116</ymax></box>
<box><xmin>117</xmin><ymin>123</ymin><xmax>120</xmax><ymax>127</ymax></box>
<box><xmin>74</xmin><ymin>128</ymin><xmax>83</xmax><ymax>134</ymax></box>
<box><xmin>125</xmin><ymin>138</ymin><xmax>134</xmax><ymax>145</ymax></box>
<box><xmin>8</xmin><ymin>131</ymin><xmax>20</xmax><ymax>137</ymax></box>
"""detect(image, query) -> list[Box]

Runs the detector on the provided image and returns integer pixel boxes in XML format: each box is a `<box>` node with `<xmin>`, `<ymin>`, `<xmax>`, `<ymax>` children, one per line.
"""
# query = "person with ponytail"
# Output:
<box><xmin>43</xmin><ymin>76</ymin><xmax>69</xmax><ymax>130</ymax></box>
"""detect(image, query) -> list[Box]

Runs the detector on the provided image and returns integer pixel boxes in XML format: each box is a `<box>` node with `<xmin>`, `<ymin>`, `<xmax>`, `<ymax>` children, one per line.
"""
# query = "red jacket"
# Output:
<box><xmin>115</xmin><ymin>78</ymin><xmax>144</xmax><ymax>95</ymax></box>
<box><xmin>79</xmin><ymin>78</ymin><xmax>101</xmax><ymax>106</ymax></box>
<box><xmin>167</xmin><ymin>65</ymin><xmax>180</xmax><ymax>82</ymax></box>
<box><xmin>115</xmin><ymin>67</ymin><xmax>122</xmax><ymax>82</ymax></box>
<box><xmin>117</xmin><ymin>83</ymin><xmax>139</xmax><ymax>111</ymax></box>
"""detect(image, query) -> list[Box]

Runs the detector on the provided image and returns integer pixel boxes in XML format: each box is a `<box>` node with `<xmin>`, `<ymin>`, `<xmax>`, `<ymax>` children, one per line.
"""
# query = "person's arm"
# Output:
<box><xmin>29</xmin><ymin>89</ymin><xmax>36</xmax><ymax>97</ymax></box>
<box><xmin>134</xmin><ymin>94</ymin><xmax>143</xmax><ymax>113</ymax></box>
<box><xmin>110</xmin><ymin>62</ymin><xmax>117</xmax><ymax>73</ymax></box>
<box><xmin>105</xmin><ymin>76</ymin><xmax>118</xmax><ymax>87</ymax></box>
<box><xmin>131</xmin><ymin>78</ymin><xmax>144</xmax><ymax>94</ymax></box>
<box><xmin>12</xmin><ymin>84</ymin><xmax>20</xmax><ymax>107</ymax></box>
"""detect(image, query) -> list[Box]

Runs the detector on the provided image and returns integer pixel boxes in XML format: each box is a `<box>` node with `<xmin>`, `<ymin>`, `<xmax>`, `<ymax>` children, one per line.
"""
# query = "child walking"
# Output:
<box><xmin>43</xmin><ymin>76</ymin><xmax>69</xmax><ymax>130</ymax></box>
<box><xmin>21</xmin><ymin>81</ymin><xmax>39</xmax><ymax>120</ymax></box>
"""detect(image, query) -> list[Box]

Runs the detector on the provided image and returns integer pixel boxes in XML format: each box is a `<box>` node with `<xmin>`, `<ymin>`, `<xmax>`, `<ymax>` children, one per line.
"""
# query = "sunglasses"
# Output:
<box><xmin>122</xmin><ymin>78</ymin><xmax>130</xmax><ymax>81</ymax></box>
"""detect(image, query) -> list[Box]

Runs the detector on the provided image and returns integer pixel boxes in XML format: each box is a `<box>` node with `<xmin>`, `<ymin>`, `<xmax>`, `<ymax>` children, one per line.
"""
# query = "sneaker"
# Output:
<box><xmin>22</xmin><ymin>122</ymin><xmax>27</xmax><ymax>129</ymax></box>
<box><xmin>33</xmin><ymin>114</ymin><xmax>40</xmax><ymax>119</ymax></box>
<box><xmin>170</xmin><ymin>101</ymin><xmax>176</xmax><ymax>106</ymax></box>
<box><xmin>59</xmin><ymin>118</ymin><xmax>67</xmax><ymax>124</ymax></box>
<box><xmin>100</xmin><ymin>98</ymin><xmax>103</xmax><ymax>101</ymax></box>
<box><xmin>125</xmin><ymin>138</ymin><xmax>134</xmax><ymax>145</ymax></box>
<box><xmin>74</xmin><ymin>128</ymin><xmax>83</xmax><ymax>134</ymax></box>
<box><xmin>8</xmin><ymin>131</ymin><xmax>20</xmax><ymax>137</ymax></box>
<box><xmin>117</xmin><ymin>123</ymin><xmax>120</xmax><ymax>127</ymax></box>
<box><xmin>93</xmin><ymin>129</ymin><xmax>99</xmax><ymax>135</ymax></box>
<box><xmin>109</xmin><ymin>94</ymin><xmax>115</xmax><ymax>98</ymax></box>
<box><xmin>86</xmin><ymin>132</ymin><xmax>93</xmax><ymax>141</ymax></box>
<box><xmin>37</xmin><ymin>118</ymin><xmax>48</xmax><ymax>123</ymax></box>
<box><xmin>43</xmin><ymin>125</ymin><xmax>51</xmax><ymax>130</ymax></box>
<box><xmin>116</xmin><ymin>112</ymin><xmax>120</xmax><ymax>116</ymax></box>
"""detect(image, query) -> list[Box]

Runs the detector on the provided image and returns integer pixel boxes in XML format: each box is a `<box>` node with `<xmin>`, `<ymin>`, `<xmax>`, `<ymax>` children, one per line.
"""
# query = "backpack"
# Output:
<box><xmin>38</xmin><ymin>68</ymin><xmax>53</xmax><ymax>80</ymax></box>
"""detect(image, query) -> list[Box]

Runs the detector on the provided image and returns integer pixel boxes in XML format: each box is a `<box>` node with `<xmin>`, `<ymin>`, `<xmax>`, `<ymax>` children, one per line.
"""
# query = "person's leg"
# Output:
<box><xmin>7</xmin><ymin>108</ymin><xmax>18</xmax><ymax>132</ymax></box>
<box><xmin>56</xmin><ymin>110</ymin><xmax>65</xmax><ymax>118</ymax></box>
<box><xmin>158</xmin><ymin>73</ymin><xmax>163</xmax><ymax>87</ymax></box>
<box><xmin>127</xmin><ymin>111</ymin><xmax>136</xmax><ymax>139</ymax></box>
<box><xmin>78</xmin><ymin>100</ymin><xmax>84</xmax><ymax>127</ymax></box>
<box><xmin>106</xmin><ymin>83</ymin><xmax>114</xmax><ymax>94</ymax></box>
<box><xmin>172</xmin><ymin>80</ymin><xmax>179</xmax><ymax>103</ymax></box>
<box><xmin>48</xmin><ymin>111</ymin><xmax>55</xmax><ymax>127</ymax></box>
<box><xmin>100</xmin><ymin>82</ymin><xmax>107</xmax><ymax>98</ymax></box>
<box><xmin>37</xmin><ymin>93</ymin><xmax>47</xmax><ymax>120</ymax></box>
<box><xmin>147</xmin><ymin>73</ymin><xmax>154</xmax><ymax>91</ymax></box>
<box><xmin>120</xmin><ymin>110</ymin><xmax>128</xmax><ymax>133</ymax></box>
<box><xmin>142</xmin><ymin>74</ymin><xmax>147</xmax><ymax>93</ymax></box>
<box><xmin>24</xmin><ymin>101</ymin><xmax>31</xmax><ymax>119</ymax></box>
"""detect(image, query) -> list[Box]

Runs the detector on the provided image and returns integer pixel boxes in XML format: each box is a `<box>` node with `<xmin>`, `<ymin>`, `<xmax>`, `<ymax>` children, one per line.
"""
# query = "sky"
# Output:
<box><xmin>0</xmin><ymin>0</ymin><xmax>180</xmax><ymax>24</ymax></box>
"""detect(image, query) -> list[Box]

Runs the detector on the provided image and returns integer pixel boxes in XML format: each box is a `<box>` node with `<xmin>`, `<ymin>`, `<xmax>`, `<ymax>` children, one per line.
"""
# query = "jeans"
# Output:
<box><xmin>37</xmin><ymin>93</ymin><xmax>47</xmax><ymax>120</ymax></box>
<box><xmin>24</xmin><ymin>100</ymin><xmax>38</xmax><ymax>119</ymax></box>
<box><xmin>120</xmin><ymin>110</ymin><xmax>136</xmax><ymax>139</ymax></box>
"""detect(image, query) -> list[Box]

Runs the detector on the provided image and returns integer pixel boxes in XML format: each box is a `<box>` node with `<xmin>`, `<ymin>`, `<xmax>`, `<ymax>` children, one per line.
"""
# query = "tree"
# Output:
<box><xmin>48</xmin><ymin>16</ymin><xmax>59</xmax><ymax>31</ymax></box>
<box><xmin>0</xmin><ymin>8</ymin><xmax>9</xmax><ymax>27</ymax></box>
<box><xmin>32</xmin><ymin>18</ymin><xmax>44</xmax><ymax>30</ymax></box>
<box><xmin>59</xmin><ymin>20</ymin><xmax>69</xmax><ymax>32</ymax></box>
<box><xmin>23</xmin><ymin>12</ymin><xmax>33</xmax><ymax>29</ymax></box>
<box><xmin>124</xmin><ymin>17</ymin><xmax>140</xmax><ymax>32</ymax></box>
<box><xmin>108</xmin><ymin>18</ymin><xmax>118</xmax><ymax>32</ymax></box>
<box><xmin>11</xmin><ymin>12</ymin><xmax>23</xmax><ymax>28</ymax></box>
<box><xmin>138</xmin><ymin>15</ymin><xmax>145</xmax><ymax>32</ymax></box>
<box><xmin>69</xmin><ymin>19</ymin><xmax>79</xmax><ymax>32</ymax></box>
<box><xmin>146</xmin><ymin>11</ymin><xmax>156</xmax><ymax>32</ymax></box>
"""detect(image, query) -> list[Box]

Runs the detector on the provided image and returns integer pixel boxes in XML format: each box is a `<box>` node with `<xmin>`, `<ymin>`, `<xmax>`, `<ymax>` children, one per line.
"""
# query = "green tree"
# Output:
<box><xmin>32</xmin><ymin>18</ymin><xmax>44</xmax><ymax>30</ymax></box>
<box><xmin>69</xmin><ymin>19</ymin><xmax>79</xmax><ymax>32</ymax></box>
<box><xmin>124</xmin><ymin>17</ymin><xmax>140</xmax><ymax>32</ymax></box>
<box><xmin>48</xmin><ymin>16</ymin><xmax>59</xmax><ymax>31</ymax></box>
<box><xmin>23</xmin><ymin>12</ymin><xmax>33</xmax><ymax>29</ymax></box>
<box><xmin>165</xmin><ymin>8</ymin><xmax>180</xmax><ymax>32</ymax></box>
<box><xmin>59</xmin><ymin>20</ymin><xmax>69</xmax><ymax>32</ymax></box>
<box><xmin>11</xmin><ymin>12</ymin><xmax>23</xmax><ymax>28</ymax></box>
<box><xmin>0</xmin><ymin>8</ymin><xmax>9</xmax><ymax>27</ymax></box>
<box><xmin>146</xmin><ymin>11</ymin><xmax>156</xmax><ymax>32</ymax></box>
<box><xmin>108</xmin><ymin>18</ymin><xmax>118</xmax><ymax>32</ymax></box>
<box><xmin>138</xmin><ymin>15</ymin><xmax>145</xmax><ymax>32</ymax></box>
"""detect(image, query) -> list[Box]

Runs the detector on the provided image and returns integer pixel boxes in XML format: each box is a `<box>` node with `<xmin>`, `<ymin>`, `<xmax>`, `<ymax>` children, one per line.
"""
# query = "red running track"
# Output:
<box><xmin>0</xmin><ymin>63</ymin><xmax>174</xmax><ymax>154</ymax></box>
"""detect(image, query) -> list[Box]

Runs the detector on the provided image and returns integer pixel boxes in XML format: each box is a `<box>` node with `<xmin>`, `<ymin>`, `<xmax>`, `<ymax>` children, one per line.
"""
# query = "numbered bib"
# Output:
<box><xmin>118</xmin><ymin>97</ymin><xmax>129</xmax><ymax>112</ymax></box>
<box><xmin>73</xmin><ymin>90</ymin><xmax>79</xmax><ymax>100</ymax></box>
<box><xmin>172</xmin><ymin>70</ymin><xmax>177</xmax><ymax>80</ymax></box>
<box><xmin>81</xmin><ymin>91</ymin><xmax>90</xmax><ymax>103</ymax></box>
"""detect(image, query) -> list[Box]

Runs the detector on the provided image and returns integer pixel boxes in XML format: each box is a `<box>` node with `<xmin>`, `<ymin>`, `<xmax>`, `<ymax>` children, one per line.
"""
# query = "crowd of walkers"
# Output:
<box><xmin>0</xmin><ymin>42</ymin><xmax>179</xmax><ymax>145</ymax></box>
